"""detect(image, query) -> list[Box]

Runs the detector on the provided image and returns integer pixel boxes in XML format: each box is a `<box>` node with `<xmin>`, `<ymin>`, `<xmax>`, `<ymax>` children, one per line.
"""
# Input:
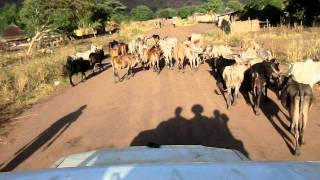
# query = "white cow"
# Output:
<box><xmin>288</xmin><ymin>59</ymin><xmax>320</xmax><ymax>88</ymax></box>
<box><xmin>76</xmin><ymin>44</ymin><xmax>97</xmax><ymax>60</ymax></box>
<box><xmin>159</xmin><ymin>37</ymin><xmax>178</xmax><ymax>69</ymax></box>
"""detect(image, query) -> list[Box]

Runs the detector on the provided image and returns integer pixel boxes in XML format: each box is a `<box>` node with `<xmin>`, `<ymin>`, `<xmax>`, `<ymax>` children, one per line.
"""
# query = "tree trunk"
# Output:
<box><xmin>27</xmin><ymin>31</ymin><xmax>41</xmax><ymax>56</ymax></box>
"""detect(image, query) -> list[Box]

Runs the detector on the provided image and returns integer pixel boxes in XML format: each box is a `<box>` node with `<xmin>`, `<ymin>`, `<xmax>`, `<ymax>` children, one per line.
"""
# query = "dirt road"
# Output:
<box><xmin>1</xmin><ymin>23</ymin><xmax>320</xmax><ymax>172</ymax></box>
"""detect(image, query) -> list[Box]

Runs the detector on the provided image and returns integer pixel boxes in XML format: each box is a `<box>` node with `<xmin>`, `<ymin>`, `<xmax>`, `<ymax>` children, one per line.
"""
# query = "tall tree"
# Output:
<box><xmin>130</xmin><ymin>5</ymin><xmax>154</xmax><ymax>21</ymax></box>
<box><xmin>201</xmin><ymin>0</ymin><xmax>225</xmax><ymax>13</ymax></box>
<box><xmin>284</xmin><ymin>0</ymin><xmax>320</xmax><ymax>25</ymax></box>
<box><xmin>92</xmin><ymin>0</ymin><xmax>126</xmax><ymax>24</ymax></box>
<box><xmin>226</xmin><ymin>0</ymin><xmax>244</xmax><ymax>11</ymax></box>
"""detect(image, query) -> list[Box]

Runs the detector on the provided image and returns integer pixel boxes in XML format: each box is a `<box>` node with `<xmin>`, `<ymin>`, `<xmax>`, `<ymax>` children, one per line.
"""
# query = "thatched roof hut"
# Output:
<box><xmin>1</xmin><ymin>24</ymin><xmax>26</xmax><ymax>41</ymax></box>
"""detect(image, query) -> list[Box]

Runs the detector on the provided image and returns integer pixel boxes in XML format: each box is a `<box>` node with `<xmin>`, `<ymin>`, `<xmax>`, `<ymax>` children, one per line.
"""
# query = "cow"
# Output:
<box><xmin>288</xmin><ymin>59</ymin><xmax>320</xmax><ymax>88</ymax></box>
<box><xmin>109</xmin><ymin>47</ymin><xmax>119</xmax><ymax>61</ymax></box>
<box><xmin>144</xmin><ymin>35</ymin><xmax>159</xmax><ymax>48</ymax></box>
<box><xmin>278</xmin><ymin>75</ymin><xmax>313</xmax><ymax>155</ymax></box>
<box><xmin>111</xmin><ymin>54</ymin><xmax>140</xmax><ymax>83</ymax></box>
<box><xmin>65</xmin><ymin>56</ymin><xmax>91</xmax><ymax>86</ymax></box>
<box><xmin>173</xmin><ymin>43</ymin><xmax>187</xmax><ymax>71</ymax></box>
<box><xmin>148</xmin><ymin>46</ymin><xmax>162</xmax><ymax>73</ymax></box>
<box><xmin>247</xmin><ymin>59</ymin><xmax>280</xmax><ymax>115</ymax></box>
<box><xmin>119</xmin><ymin>43</ymin><xmax>128</xmax><ymax>55</ymax></box>
<box><xmin>185</xmin><ymin>43</ymin><xmax>202</xmax><ymax>71</ymax></box>
<box><xmin>109</xmin><ymin>40</ymin><xmax>119</xmax><ymax>49</ymax></box>
<box><xmin>222</xmin><ymin>62</ymin><xmax>250</xmax><ymax>108</ymax></box>
<box><xmin>75</xmin><ymin>44</ymin><xmax>97</xmax><ymax>60</ymax></box>
<box><xmin>89</xmin><ymin>49</ymin><xmax>104</xmax><ymax>73</ymax></box>
<box><xmin>159</xmin><ymin>37</ymin><xmax>177</xmax><ymax>69</ymax></box>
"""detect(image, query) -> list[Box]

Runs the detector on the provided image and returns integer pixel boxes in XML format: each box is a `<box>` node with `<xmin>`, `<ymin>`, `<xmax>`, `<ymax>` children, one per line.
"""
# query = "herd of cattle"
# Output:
<box><xmin>65</xmin><ymin>34</ymin><xmax>320</xmax><ymax>155</ymax></box>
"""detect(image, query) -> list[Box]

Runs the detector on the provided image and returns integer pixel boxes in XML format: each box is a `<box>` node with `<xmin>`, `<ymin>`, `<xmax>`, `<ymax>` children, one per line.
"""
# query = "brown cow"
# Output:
<box><xmin>148</xmin><ymin>46</ymin><xmax>162</xmax><ymax>73</ymax></box>
<box><xmin>111</xmin><ymin>54</ymin><xmax>139</xmax><ymax>83</ymax></box>
<box><xmin>109</xmin><ymin>47</ymin><xmax>119</xmax><ymax>61</ymax></box>
<box><xmin>119</xmin><ymin>43</ymin><xmax>128</xmax><ymax>55</ymax></box>
<box><xmin>173</xmin><ymin>43</ymin><xmax>187</xmax><ymax>71</ymax></box>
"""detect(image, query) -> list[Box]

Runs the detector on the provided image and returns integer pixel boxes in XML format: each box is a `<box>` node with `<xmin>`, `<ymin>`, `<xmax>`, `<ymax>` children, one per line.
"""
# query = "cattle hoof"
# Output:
<box><xmin>294</xmin><ymin>149</ymin><xmax>301</xmax><ymax>156</ymax></box>
<box><xmin>232</xmin><ymin>102</ymin><xmax>237</xmax><ymax>106</ymax></box>
<box><xmin>255</xmin><ymin>111</ymin><xmax>260</xmax><ymax>116</ymax></box>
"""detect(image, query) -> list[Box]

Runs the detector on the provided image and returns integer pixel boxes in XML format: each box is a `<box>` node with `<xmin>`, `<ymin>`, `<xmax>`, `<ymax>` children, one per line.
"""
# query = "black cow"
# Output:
<box><xmin>65</xmin><ymin>56</ymin><xmax>92</xmax><ymax>86</ymax></box>
<box><xmin>89</xmin><ymin>49</ymin><xmax>105</xmax><ymax>73</ymax></box>
<box><xmin>211</xmin><ymin>57</ymin><xmax>236</xmax><ymax>93</ymax></box>
<box><xmin>278</xmin><ymin>75</ymin><xmax>313</xmax><ymax>155</ymax></box>
<box><xmin>246</xmin><ymin>59</ymin><xmax>280</xmax><ymax>115</ymax></box>
<box><xmin>109</xmin><ymin>40</ymin><xmax>119</xmax><ymax>49</ymax></box>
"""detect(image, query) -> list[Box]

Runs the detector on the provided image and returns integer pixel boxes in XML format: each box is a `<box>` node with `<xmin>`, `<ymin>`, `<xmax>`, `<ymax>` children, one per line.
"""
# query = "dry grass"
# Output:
<box><xmin>248</xmin><ymin>27</ymin><xmax>320</xmax><ymax>62</ymax></box>
<box><xmin>203</xmin><ymin>26</ymin><xmax>320</xmax><ymax>62</ymax></box>
<box><xmin>176</xmin><ymin>18</ymin><xmax>197</xmax><ymax>26</ymax></box>
<box><xmin>115</xmin><ymin>20</ymin><xmax>155</xmax><ymax>42</ymax></box>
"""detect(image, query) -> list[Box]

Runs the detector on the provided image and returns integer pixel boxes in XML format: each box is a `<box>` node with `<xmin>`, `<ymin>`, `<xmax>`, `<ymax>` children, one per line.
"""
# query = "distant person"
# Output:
<box><xmin>171</xmin><ymin>18</ymin><xmax>176</xmax><ymax>28</ymax></box>
<box><xmin>155</xmin><ymin>21</ymin><xmax>158</xmax><ymax>29</ymax></box>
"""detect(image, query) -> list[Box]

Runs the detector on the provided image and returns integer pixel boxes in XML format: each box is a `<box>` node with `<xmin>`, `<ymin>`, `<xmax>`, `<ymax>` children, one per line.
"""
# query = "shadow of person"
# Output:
<box><xmin>130</xmin><ymin>104</ymin><xmax>249</xmax><ymax>158</ymax></box>
<box><xmin>0</xmin><ymin>105</ymin><xmax>87</xmax><ymax>172</ymax></box>
<box><xmin>130</xmin><ymin>107</ymin><xmax>189</xmax><ymax>146</ymax></box>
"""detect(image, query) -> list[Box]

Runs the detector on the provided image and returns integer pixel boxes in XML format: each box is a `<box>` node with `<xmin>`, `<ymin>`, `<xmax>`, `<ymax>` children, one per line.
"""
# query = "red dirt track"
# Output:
<box><xmin>1</xmin><ymin>22</ymin><xmax>320</xmax><ymax>172</ymax></box>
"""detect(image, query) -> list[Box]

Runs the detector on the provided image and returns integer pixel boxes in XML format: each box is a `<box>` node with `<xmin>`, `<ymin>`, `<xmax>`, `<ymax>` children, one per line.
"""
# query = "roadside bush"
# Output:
<box><xmin>156</xmin><ymin>8</ymin><xmax>178</xmax><ymax>18</ymax></box>
<box><xmin>177</xmin><ymin>6</ymin><xmax>195</xmax><ymax>19</ymax></box>
<box><xmin>130</xmin><ymin>5</ymin><xmax>154</xmax><ymax>21</ymax></box>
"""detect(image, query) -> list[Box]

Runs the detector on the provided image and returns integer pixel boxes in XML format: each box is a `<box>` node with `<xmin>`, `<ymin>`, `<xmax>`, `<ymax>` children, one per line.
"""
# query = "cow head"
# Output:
<box><xmin>264</xmin><ymin>59</ymin><xmax>280</xmax><ymax>84</ymax></box>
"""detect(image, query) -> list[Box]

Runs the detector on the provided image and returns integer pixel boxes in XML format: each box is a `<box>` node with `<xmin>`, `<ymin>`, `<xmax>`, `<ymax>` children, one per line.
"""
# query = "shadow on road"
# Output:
<box><xmin>259</xmin><ymin>98</ymin><xmax>295</xmax><ymax>154</ymax></box>
<box><xmin>0</xmin><ymin>105</ymin><xmax>87</xmax><ymax>172</ymax></box>
<box><xmin>131</xmin><ymin>104</ymin><xmax>249</xmax><ymax>158</ymax></box>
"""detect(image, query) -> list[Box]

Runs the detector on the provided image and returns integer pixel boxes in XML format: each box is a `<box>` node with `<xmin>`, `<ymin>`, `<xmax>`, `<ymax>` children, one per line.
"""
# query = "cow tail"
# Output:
<box><xmin>298</xmin><ymin>83</ymin><xmax>304</xmax><ymax>120</ymax></box>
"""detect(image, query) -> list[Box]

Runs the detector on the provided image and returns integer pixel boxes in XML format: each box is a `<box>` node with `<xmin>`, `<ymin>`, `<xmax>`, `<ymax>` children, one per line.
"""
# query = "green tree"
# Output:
<box><xmin>226</xmin><ymin>0</ymin><xmax>244</xmax><ymax>11</ymax></box>
<box><xmin>92</xmin><ymin>0</ymin><xmax>126</xmax><ymax>24</ymax></box>
<box><xmin>177</xmin><ymin>6</ymin><xmax>195</xmax><ymax>19</ymax></box>
<box><xmin>201</xmin><ymin>0</ymin><xmax>225</xmax><ymax>13</ymax></box>
<box><xmin>0</xmin><ymin>3</ymin><xmax>18</xmax><ymax>33</ymax></box>
<box><xmin>19</xmin><ymin>0</ymin><xmax>96</xmax><ymax>54</ymax></box>
<box><xmin>130</xmin><ymin>5</ymin><xmax>154</xmax><ymax>21</ymax></box>
<box><xmin>156</xmin><ymin>8</ymin><xmax>178</xmax><ymax>18</ymax></box>
<box><xmin>284</xmin><ymin>0</ymin><xmax>320</xmax><ymax>25</ymax></box>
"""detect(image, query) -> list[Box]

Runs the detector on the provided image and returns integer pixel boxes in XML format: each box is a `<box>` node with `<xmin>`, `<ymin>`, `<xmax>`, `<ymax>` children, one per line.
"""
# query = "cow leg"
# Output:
<box><xmin>113</xmin><ymin>69</ymin><xmax>119</xmax><ymax>83</ymax></box>
<box><xmin>254</xmin><ymin>89</ymin><xmax>262</xmax><ymax>116</ymax></box>
<box><xmin>69</xmin><ymin>74</ymin><xmax>75</xmax><ymax>86</ymax></box>
<box><xmin>291</xmin><ymin>95</ymin><xmax>300</xmax><ymax>132</ymax></box>
<box><xmin>232</xmin><ymin>87</ymin><xmax>238</xmax><ymax>106</ymax></box>
<box><xmin>125</xmin><ymin>66</ymin><xmax>131</xmax><ymax>80</ymax></box>
<box><xmin>264</xmin><ymin>85</ymin><xmax>269</xmax><ymax>102</ymax></box>
<box><xmin>300</xmin><ymin>96</ymin><xmax>310</xmax><ymax>145</ymax></box>
<box><xmin>157</xmin><ymin>60</ymin><xmax>160</xmax><ymax>74</ymax></box>
<box><xmin>226</xmin><ymin>88</ymin><xmax>232</xmax><ymax>109</ymax></box>
<box><xmin>291</xmin><ymin>95</ymin><xmax>300</xmax><ymax>155</ymax></box>
<box><xmin>82</xmin><ymin>72</ymin><xmax>87</xmax><ymax>81</ymax></box>
<box><xmin>166</xmin><ymin>57</ymin><xmax>170</xmax><ymax>69</ymax></box>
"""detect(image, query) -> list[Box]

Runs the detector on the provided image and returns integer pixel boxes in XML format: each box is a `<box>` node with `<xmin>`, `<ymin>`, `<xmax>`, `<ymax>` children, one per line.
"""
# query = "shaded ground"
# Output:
<box><xmin>1</xmin><ymin>23</ymin><xmax>320</xmax><ymax>172</ymax></box>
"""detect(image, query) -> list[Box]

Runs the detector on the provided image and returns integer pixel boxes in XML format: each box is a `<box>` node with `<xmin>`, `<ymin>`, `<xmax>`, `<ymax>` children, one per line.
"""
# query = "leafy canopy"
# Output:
<box><xmin>130</xmin><ymin>5</ymin><xmax>154</xmax><ymax>21</ymax></box>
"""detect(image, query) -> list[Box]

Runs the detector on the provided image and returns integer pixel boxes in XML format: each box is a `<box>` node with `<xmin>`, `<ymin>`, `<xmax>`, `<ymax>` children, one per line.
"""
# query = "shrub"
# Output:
<box><xmin>177</xmin><ymin>6</ymin><xmax>194</xmax><ymax>19</ymax></box>
<box><xmin>130</xmin><ymin>5</ymin><xmax>154</xmax><ymax>21</ymax></box>
<box><xmin>156</xmin><ymin>8</ymin><xmax>178</xmax><ymax>18</ymax></box>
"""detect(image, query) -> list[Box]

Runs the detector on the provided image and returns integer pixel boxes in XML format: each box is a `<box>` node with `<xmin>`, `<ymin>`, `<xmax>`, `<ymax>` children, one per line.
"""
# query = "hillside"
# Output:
<box><xmin>121</xmin><ymin>0</ymin><xmax>248</xmax><ymax>10</ymax></box>
<box><xmin>1</xmin><ymin>0</ymin><xmax>248</xmax><ymax>10</ymax></box>
<box><xmin>120</xmin><ymin>0</ymin><xmax>203</xmax><ymax>10</ymax></box>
